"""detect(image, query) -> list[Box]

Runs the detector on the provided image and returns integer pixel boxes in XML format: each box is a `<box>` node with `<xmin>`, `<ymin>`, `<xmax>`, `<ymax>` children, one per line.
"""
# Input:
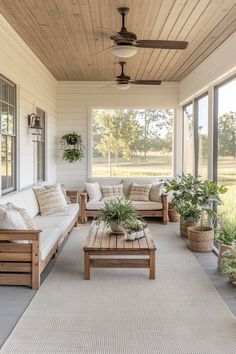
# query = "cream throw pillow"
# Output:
<box><xmin>129</xmin><ymin>183</ymin><xmax>152</xmax><ymax>202</ymax></box>
<box><xmin>0</xmin><ymin>204</ymin><xmax>28</xmax><ymax>229</ymax></box>
<box><xmin>85</xmin><ymin>182</ymin><xmax>102</xmax><ymax>201</ymax></box>
<box><xmin>100</xmin><ymin>184</ymin><xmax>124</xmax><ymax>198</ymax></box>
<box><xmin>149</xmin><ymin>183</ymin><xmax>163</xmax><ymax>202</ymax></box>
<box><xmin>33</xmin><ymin>184</ymin><xmax>68</xmax><ymax>215</ymax></box>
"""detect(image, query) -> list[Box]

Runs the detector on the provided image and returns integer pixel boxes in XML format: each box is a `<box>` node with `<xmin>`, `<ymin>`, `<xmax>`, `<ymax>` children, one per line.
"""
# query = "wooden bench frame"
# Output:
<box><xmin>80</xmin><ymin>192</ymin><xmax>168</xmax><ymax>225</ymax></box>
<box><xmin>0</xmin><ymin>190</ymin><xmax>79</xmax><ymax>289</ymax></box>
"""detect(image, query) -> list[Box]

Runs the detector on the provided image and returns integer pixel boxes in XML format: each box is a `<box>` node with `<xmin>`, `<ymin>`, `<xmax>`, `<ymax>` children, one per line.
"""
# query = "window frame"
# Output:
<box><xmin>89</xmin><ymin>107</ymin><xmax>175</xmax><ymax>178</ymax></box>
<box><xmin>0</xmin><ymin>75</ymin><xmax>17</xmax><ymax>194</ymax></box>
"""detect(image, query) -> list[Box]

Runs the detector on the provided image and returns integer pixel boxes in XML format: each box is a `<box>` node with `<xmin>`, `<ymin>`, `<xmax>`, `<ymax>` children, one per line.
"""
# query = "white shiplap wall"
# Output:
<box><xmin>56</xmin><ymin>82</ymin><xmax>179</xmax><ymax>189</ymax></box>
<box><xmin>0</xmin><ymin>14</ymin><xmax>57</xmax><ymax>192</ymax></box>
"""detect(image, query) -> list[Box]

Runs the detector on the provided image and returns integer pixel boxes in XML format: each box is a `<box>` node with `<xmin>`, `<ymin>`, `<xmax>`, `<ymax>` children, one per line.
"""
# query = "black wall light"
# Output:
<box><xmin>28</xmin><ymin>113</ymin><xmax>43</xmax><ymax>142</ymax></box>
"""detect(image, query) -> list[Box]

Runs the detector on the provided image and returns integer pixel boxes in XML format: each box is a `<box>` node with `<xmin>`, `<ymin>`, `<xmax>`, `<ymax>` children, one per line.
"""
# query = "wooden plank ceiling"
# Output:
<box><xmin>0</xmin><ymin>0</ymin><xmax>236</xmax><ymax>81</ymax></box>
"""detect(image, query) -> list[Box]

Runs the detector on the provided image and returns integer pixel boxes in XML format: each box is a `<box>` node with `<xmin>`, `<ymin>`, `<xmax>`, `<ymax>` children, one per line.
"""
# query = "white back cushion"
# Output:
<box><xmin>19</xmin><ymin>188</ymin><xmax>40</xmax><ymax>218</ymax></box>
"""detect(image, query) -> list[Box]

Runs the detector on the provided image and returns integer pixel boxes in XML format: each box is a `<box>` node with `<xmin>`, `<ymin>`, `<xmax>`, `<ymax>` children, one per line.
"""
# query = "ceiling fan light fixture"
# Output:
<box><xmin>111</xmin><ymin>45</ymin><xmax>137</xmax><ymax>58</ymax></box>
<box><xmin>115</xmin><ymin>82</ymin><xmax>130</xmax><ymax>90</ymax></box>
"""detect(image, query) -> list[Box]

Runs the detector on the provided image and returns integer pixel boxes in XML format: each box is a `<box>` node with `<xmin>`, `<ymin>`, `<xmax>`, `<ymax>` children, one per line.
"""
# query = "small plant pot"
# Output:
<box><xmin>218</xmin><ymin>243</ymin><xmax>232</xmax><ymax>268</ymax></box>
<box><xmin>110</xmin><ymin>221</ymin><xmax>124</xmax><ymax>234</ymax></box>
<box><xmin>180</xmin><ymin>219</ymin><xmax>199</xmax><ymax>238</ymax></box>
<box><xmin>125</xmin><ymin>230</ymin><xmax>145</xmax><ymax>240</ymax></box>
<box><xmin>168</xmin><ymin>208</ymin><xmax>180</xmax><ymax>222</ymax></box>
<box><xmin>188</xmin><ymin>226</ymin><xmax>214</xmax><ymax>252</ymax></box>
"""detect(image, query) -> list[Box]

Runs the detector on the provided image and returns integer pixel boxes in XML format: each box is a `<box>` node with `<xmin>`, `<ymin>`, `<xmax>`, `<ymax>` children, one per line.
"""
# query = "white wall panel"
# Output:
<box><xmin>0</xmin><ymin>15</ymin><xmax>57</xmax><ymax>192</ymax></box>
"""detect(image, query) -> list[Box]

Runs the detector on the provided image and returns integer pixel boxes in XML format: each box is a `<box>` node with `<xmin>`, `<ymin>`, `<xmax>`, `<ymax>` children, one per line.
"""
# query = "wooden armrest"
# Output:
<box><xmin>161</xmin><ymin>194</ymin><xmax>168</xmax><ymax>209</ymax></box>
<box><xmin>66</xmin><ymin>190</ymin><xmax>79</xmax><ymax>203</ymax></box>
<box><xmin>80</xmin><ymin>192</ymin><xmax>88</xmax><ymax>210</ymax></box>
<box><xmin>0</xmin><ymin>229</ymin><xmax>41</xmax><ymax>241</ymax></box>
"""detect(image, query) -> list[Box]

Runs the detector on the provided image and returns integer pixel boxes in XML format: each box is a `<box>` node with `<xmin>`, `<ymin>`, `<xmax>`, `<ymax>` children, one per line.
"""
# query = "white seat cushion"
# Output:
<box><xmin>40</xmin><ymin>227</ymin><xmax>61</xmax><ymax>261</ymax></box>
<box><xmin>86</xmin><ymin>199</ymin><xmax>163</xmax><ymax>211</ymax></box>
<box><xmin>33</xmin><ymin>215</ymin><xmax>73</xmax><ymax>234</ymax></box>
<box><xmin>47</xmin><ymin>204</ymin><xmax>79</xmax><ymax>218</ymax></box>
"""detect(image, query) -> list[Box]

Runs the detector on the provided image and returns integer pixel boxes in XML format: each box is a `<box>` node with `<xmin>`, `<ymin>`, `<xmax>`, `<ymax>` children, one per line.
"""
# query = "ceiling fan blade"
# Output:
<box><xmin>136</xmin><ymin>40</ymin><xmax>188</xmax><ymax>49</ymax></box>
<box><xmin>96</xmin><ymin>27</ymin><xmax>124</xmax><ymax>39</ymax></box>
<box><xmin>130</xmin><ymin>80</ymin><xmax>161</xmax><ymax>85</ymax></box>
<box><xmin>93</xmin><ymin>46</ymin><xmax>114</xmax><ymax>56</ymax></box>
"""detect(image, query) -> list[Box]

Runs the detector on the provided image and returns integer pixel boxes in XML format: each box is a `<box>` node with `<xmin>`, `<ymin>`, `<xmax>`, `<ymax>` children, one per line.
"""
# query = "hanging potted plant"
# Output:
<box><xmin>60</xmin><ymin>131</ymin><xmax>85</xmax><ymax>163</ymax></box>
<box><xmin>188</xmin><ymin>180</ymin><xmax>227</xmax><ymax>252</ymax></box>
<box><xmin>215</xmin><ymin>216</ymin><xmax>236</xmax><ymax>266</ymax></box>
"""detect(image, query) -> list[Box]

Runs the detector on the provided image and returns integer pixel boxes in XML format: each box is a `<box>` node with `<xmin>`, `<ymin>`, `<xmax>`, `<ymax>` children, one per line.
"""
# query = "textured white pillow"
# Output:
<box><xmin>33</xmin><ymin>184</ymin><xmax>68</xmax><ymax>215</ymax></box>
<box><xmin>149</xmin><ymin>183</ymin><xmax>163</xmax><ymax>202</ymax></box>
<box><xmin>85</xmin><ymin>182</ymin><xmax>102</xmax><ymax>201</ymax></box>
<box><xmin>129</xmin><ymin>183</ymin><xmax>152</xmax><ymax>202</ymax></box>
<box><xmin>0</xmin><ymin>204</ymin><xmax>27</xmax><ymax>230</ymax></box>
<box><xmin>7</xmin><ymin>203</ymin><xmax>36</xmax><ymax>230</ymax></box>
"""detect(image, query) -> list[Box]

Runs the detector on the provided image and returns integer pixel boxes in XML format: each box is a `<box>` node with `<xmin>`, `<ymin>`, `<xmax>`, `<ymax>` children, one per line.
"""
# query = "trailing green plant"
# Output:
<box><xmin>97</xmin><ymin>198</ymin><xmax>139</xmax><ymax>226</ymax></box>
<box><xmin>61</xmin><ymin>132</ymin><xmax>85</xmax><ymax>163</ymax></box>
<box><xmin>215</xmin><ymin>216</ymin><xmax>236</xmax><ymax>245</ymax></box>
<box><xmin>220</xmin><ymin>242</ymin><xmax>236</xmax><ymax>284</ymax></box>
<box><xmin>124</xmin><ymin>219</ymin><xmax>147</xmax><ymax>233</ymax></box>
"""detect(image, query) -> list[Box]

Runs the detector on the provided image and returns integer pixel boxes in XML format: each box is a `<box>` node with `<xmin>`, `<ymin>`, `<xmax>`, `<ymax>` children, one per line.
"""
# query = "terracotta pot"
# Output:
<box><xmin>218</xmin><ymin>243</ymin><xmax>232</xmax><ymax>268</ymax></box>
<box><xmin>180</xmin><ymin>219</ymin><xmax>199</xmax><ymax>238</ymax></box>
<box><xmin>188</xmin><ymin>226</ymin><xmax>214</xmax><ymax>252</ymax></box>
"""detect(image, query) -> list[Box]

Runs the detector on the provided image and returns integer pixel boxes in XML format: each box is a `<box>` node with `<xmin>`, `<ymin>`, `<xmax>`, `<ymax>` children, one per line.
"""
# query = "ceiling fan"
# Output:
<box><xmin>115</xmin><ymin>61</ymin><xmax>161</xmax><ymax>90</ymax></box>
<box><xmin>97</xmin><ymin>7</ymin><xmax>188</xmax><ymax>58</ymax></box>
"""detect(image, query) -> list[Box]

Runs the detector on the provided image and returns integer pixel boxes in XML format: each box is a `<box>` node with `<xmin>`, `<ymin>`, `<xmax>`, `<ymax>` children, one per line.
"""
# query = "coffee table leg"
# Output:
<box><xmin>84</xmin><ymin>251</ymin><xmax>90</xmax><ymax>280</ymax></box>
<box><xmin>149</xmin><ymin>250</ymin><xmax>155</xmax><ymax>279</ymax></box>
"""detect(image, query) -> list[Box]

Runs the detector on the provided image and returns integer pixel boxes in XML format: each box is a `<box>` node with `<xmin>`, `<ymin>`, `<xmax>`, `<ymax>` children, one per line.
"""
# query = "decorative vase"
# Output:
<box><xmin>109</xmin><ymin>221</ymin><xmax>124</xmax><ymax>234</ymax></box>
<box><xmin>187</xmin><ymin>226</ymin><xmax>214</xmax><ymax>252</ymax></box>
<box><xmin>218</xmin><ymin>243</ymin><xmax>232</xmax><ymax>268</ymax></box>
<box><xmin>180</xmin><ymin>218</ymin><xmax>199</xmax><ymax>238</ymax></box>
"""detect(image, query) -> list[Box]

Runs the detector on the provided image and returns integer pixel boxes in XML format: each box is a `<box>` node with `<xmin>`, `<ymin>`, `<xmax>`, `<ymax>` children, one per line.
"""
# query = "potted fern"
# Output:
<box><xmin>97</xmin><ymin>198</ymin><xmax>139</xmax><ymax>234</ymax></box>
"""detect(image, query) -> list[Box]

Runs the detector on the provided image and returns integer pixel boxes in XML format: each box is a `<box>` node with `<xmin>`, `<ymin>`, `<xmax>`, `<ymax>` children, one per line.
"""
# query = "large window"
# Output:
<box><xmin>215</xmin><ymin>77</ymin><xmax>236</xmax><ymax>221</ymax></box>
<box><xmin>91</xmin><ymin>109</ymin><xmax>174</xmax><ymax>177</ymax></box>
<box><xmin>0</xmin><ymin>76</ymin><xmax>16</xmax><ymax>194</ymax></box>
<box><xmin>183</xmin><ymin>95</ymin><xmax>208</xmax><ymax>179</ymax></box>
<box><xmin>183</xmin><ymin>103</ymin><xmax>194</xmax><ymax>175</ymax></box>
<box><xmin>36</xmin><ymin>108</ymin><xmax>45</xmax><ymax>182</ymax></box>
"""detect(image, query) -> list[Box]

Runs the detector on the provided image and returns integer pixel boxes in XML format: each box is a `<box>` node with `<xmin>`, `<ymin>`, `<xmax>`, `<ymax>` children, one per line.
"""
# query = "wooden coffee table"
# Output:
<box><xmin>83</xmin><ymin>221</ymin><xmax>156</xmax><ymax>280</ymax></box>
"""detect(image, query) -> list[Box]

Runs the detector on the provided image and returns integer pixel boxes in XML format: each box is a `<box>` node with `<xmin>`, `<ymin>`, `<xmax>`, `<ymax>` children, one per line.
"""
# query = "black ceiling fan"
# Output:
<box><xmin>97</xmin><ymin>7</ymin><xmax>188</xmax><ymax>56</ymax></box>
<box><xmin>116</xmin><ymin>61</ymin><xmax>161</xmax><ymax>89</ymax></box>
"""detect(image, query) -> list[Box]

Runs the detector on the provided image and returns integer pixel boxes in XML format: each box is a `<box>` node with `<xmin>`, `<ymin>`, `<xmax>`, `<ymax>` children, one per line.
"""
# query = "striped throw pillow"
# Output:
<box><xmin>100</xmin><ymin>184</ymin><xmax>124</xmax><ymax>198</ymax></box>
<box><xmin>33</xmin><ymin>184</ymin><xmax>68</xmax><ymax>216</ymax></box>
<box><xmin>8</xmin><ymin>203</ymin><xmax>36</xmax><ymax>230</ymax></box>
<box><xmin>129</xmin><ymin>183</ymin><xmax>152</xmax><ymax>202</ymax></box>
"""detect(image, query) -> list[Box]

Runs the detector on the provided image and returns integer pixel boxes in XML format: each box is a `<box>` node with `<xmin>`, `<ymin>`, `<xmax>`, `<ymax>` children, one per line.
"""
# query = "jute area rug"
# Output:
<box><xmin>1</xmin><ymin>222</ymin><xmax>236</xmax><ymax>354</ymax></box>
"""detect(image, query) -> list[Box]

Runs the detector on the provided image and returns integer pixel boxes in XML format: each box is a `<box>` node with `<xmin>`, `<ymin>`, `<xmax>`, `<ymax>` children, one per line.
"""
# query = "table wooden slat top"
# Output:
<box><xmin>84</xmin><ymin>221</ymin><xmax>156</xmax><ymax>251</ymax></box>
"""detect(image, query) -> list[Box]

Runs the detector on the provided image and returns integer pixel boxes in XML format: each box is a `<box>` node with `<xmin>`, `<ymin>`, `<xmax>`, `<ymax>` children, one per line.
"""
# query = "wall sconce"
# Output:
<box><xmin>28</xmin><ymin>113</ymin><xmax>43</xmax><ymax>142</ymax></box>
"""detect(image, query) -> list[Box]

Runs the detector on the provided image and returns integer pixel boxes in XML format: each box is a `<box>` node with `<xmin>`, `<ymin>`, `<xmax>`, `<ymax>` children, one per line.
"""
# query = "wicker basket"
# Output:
<box><xmin>218</xmin><ymin>243</ymin><xmax>232</xmax><ymax>267</ymax></box>
<box><xmin>168</xmin><ymin>209</ymin><xmax>180</xmax><ymax>222</ymax></box>
<box><xmin>188</xmin><ymin>226</ymin><xmax>214</xmax><ymax>252</ymax></box>
<box><xmin>180</xmin><ymin>219</ymin><xmax>199</xmax><ymax>238</ymax></box>
<box><xmin>228</xmin><ymin>273</ymin><xmax>236</xmax><ymax>284</ymax></box>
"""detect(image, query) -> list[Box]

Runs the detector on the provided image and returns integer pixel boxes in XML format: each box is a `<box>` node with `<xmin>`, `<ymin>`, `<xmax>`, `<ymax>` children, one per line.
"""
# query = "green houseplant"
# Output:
<box><xmin>124</xmin><ymin>219</ymin><xmax>147</xmax><ymax>240</ymax></box>
<box><xmin>97</xmin><ymin>198</ymin><xmax>139</xmax><ymax>234</ymax></box>
<box><xmin>220</xmin><ymin>242</ymin><xmax>236</xmax><ymax>285</ymax></box>
<box><xmin>215</xmin><ymin>217</ymin><xmax>236</xmax><ymax>266</ymax></box>
<box><xmin>187</xmin><ymin>180</ymin><xmax>227</xmax><ymax>252</ymax></box>
<box><xmin>61</xmin><ymin>131</ymin><xmax>85</xmax><ymax>163</ymax></box>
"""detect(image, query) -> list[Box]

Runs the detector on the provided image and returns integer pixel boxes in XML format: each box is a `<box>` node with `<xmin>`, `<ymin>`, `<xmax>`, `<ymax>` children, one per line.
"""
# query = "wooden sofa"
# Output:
<box><xmin>0</xmin><ymin>187</ymin><xmax>79</xmax><ymax>289</ymax></box>
<box><xmin>80</xmin><ymin>178</ymin><xmax>168</xmax><ymax>225</ymax></box>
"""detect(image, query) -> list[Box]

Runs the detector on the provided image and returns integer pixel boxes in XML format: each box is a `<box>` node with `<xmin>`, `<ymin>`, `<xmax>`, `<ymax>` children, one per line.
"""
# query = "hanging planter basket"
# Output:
<box><xmin>60</xmin><ymin>132</ymin><xmax>85</xmax><ymax>163</ymax></box>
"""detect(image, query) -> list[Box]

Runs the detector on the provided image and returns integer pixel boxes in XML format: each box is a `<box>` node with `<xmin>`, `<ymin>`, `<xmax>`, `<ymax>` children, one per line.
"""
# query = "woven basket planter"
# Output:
<box><xmin>188</xmin><ymin>226</ymin><xmax>214</xmax><ymax>252</ymax></box>
<box><xmin>180</xmin><ymin>219</ymin><xmax>199</xmax><ymax>238</ymax></box>
<box><xmin>168</xmin><ymin>209</ymin><xmax>180</xmax><ymax>222</ymax></box>
<box><xmin>218</xmin><ymin>243</ymin><xmax>232</xmax><ymax>268</ymax></box>
<box><xmin>228</xmin><ymin>273</ymin><xmax>236</xmax><ymax>285</ymax></box>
